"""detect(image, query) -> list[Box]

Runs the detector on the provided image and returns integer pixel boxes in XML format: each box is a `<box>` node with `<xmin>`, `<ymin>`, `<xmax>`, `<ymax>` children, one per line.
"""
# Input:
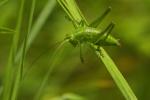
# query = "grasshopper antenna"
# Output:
<box><xmin>23</xmin><ymin>39</ymin><xmax>67</xmax><ymax>79</ymax></box>
<box><xmin>90</xmin><ymin>7</ymin><xmax>112</xmax><ymax>28</ymax></box>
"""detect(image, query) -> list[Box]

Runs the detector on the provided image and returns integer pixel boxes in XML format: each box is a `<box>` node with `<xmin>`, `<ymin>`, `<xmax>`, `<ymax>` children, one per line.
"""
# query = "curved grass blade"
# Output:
<box><xmin>91</xmin><ymin>45</ymin><xmax>137</xmax><ymax>100</ymax></box>
<box><xmin>23</xmin><ymin>40</ymin><xmax>64</xmax><ymax>79</ymax></box>
<box><xmin>33</xmin><ymin>40</ymin><xmax>68</xmax><ymax>100</ymax></box>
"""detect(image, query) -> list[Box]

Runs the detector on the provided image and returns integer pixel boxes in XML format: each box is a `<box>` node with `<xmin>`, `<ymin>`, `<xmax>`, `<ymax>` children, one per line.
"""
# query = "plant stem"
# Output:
<box><xmin>33</xmin><ymin>40</ymin><xmax>67</xmax><ymax>100</ymax></box>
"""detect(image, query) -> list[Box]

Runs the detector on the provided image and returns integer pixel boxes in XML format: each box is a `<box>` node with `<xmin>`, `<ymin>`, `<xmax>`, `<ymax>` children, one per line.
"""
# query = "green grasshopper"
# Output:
<box><xmin>28</xmin><ymin>0</ymin><xmax>120</xmax><ymax>66</ymax></box>
<box><xmin>31</xmin><ymin>1</ymin><xmax>137</xmax><ymax>99</ymax></box>
<box><xmin>57</xmin><ymin>0</ymin><xmax>120</xmax><ymax>62</ymax></box>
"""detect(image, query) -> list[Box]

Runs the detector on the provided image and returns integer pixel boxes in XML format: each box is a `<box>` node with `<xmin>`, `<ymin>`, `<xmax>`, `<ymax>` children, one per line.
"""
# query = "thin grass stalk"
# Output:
<box><xmin>33</xmin><ymin>40</ymin><xmax>67</xmax><ymax>100</ymax></box>
<box><xmin>2</xmin><ymin>0</ymin><xmax>25</xmax><ymax>100</ymax></box>
<box><xmin>11</xmin><ymin>0</ymin><xmax>36</xmax><ymax>100</ymax></box>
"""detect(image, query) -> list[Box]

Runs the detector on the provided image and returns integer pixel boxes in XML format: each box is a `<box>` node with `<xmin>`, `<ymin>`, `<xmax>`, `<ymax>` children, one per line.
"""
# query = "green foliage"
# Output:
<box><xmin>0</xmin><ymin>0</ymin><xmax>149</xmax><ymax>100</ymax></box>
<box><xmin>1</xmin><ymin>0</ymin><xmax>57</xmax><ymax>100</ymax></box>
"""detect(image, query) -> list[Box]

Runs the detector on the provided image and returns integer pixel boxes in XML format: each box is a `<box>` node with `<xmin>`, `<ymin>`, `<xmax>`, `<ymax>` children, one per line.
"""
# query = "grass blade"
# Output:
<box><xmin>33</xmin><ymin>40</ymin><xmax>67</xmax><ymax>100</ymax></box>
<box><xmin>11</xmin><ymin>0</ymin><xmax>36</xmax><ymax>100</ymax></box>
<box><xmin>15</xmin><ymin>0</ymin><xmax>57</xmax><ymax>62</ymax></box>
<box><xmin>91</xmin><ymin>45</ymin><xmax>137</xmax><ymax>100</ymax></box>
<box><xmin>2</xmin><ymin>0</ymin><xmax>25</xmax><ymax>100</ymax></box>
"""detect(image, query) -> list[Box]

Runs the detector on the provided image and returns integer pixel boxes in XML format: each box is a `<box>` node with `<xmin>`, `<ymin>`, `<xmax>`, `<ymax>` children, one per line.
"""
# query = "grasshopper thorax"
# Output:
<box><xmin>65</xmin><ymin>27</ymin><xmax>100</xmax><ymax>47</ymax></box>
<box><xmin>64</xmin><ymin>25</ymin><xmax>120</xmax><ymax>48</ymax></box>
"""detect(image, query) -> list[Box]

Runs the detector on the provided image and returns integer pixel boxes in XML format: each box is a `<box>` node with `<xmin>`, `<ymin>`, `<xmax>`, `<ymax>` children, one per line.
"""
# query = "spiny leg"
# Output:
<box><xmin>90</xmin><ymin>7</ymin><xmax>112</xmax><ymax>28</ymax></box>
<box><xmin>79</xmin><ymin>43</ymin><xmax>84</xmax><ymax>63</ymax></box>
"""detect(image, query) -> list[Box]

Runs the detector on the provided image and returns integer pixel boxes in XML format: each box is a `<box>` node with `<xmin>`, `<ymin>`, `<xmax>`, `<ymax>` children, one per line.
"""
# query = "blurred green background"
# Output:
<box><xmin>0</xmin><ymin>0</ymin><xmax>150</xmax><ymax>100</ymax></box>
